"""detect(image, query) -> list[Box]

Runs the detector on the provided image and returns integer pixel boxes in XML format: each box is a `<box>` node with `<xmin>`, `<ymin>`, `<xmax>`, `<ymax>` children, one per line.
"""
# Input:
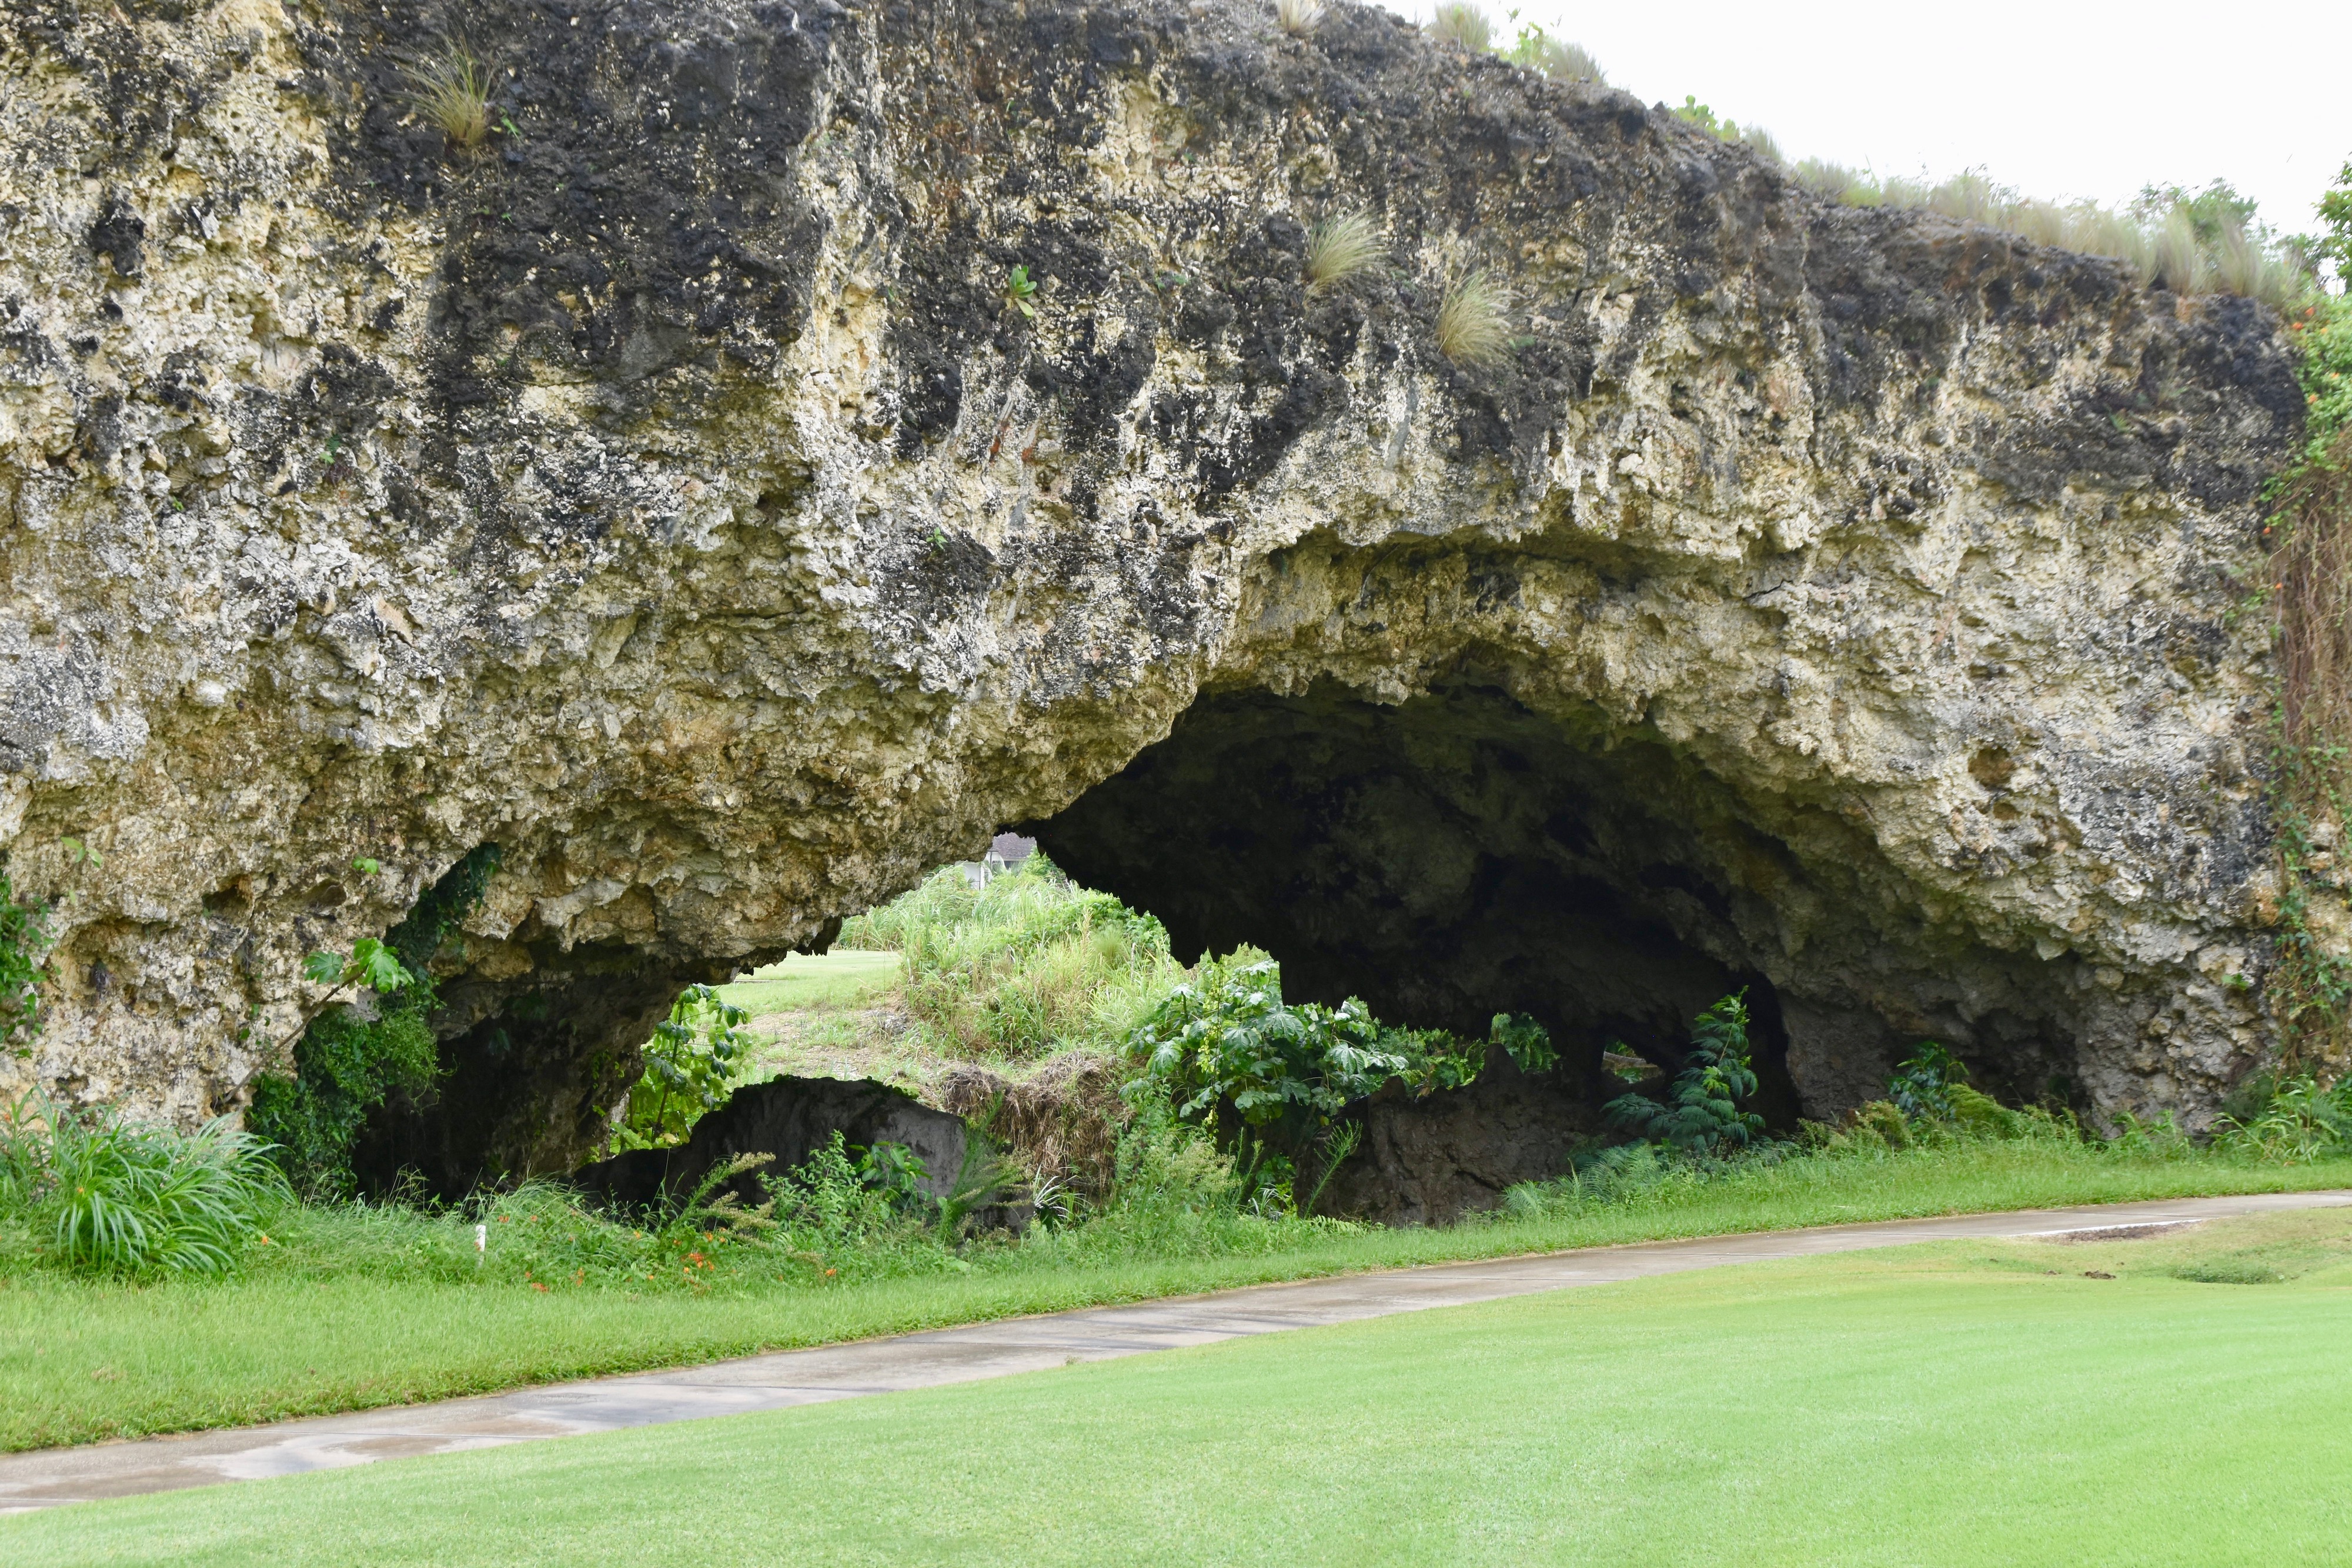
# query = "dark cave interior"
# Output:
<box><xmin>1026</xmin><ymin>681</ymin><xmax>1951</xmax><ymax>1132</ymax></box>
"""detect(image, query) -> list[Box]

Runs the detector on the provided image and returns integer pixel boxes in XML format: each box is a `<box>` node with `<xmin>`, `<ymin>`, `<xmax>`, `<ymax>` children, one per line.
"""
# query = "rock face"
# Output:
<box><xmin>572</xmin><ymin>1073</ymin><xmax>975</xmax><ymax>1211</ymax></box>
<box><xmin>0</xmin><ymin>0</ymin><xmax>2303</xmax><ymax>1169</ymax></box>
<box><xmin>1319</xmin><ymin>1044</ymin><xmax>1602</xmax><ymax>1226</ymax></box>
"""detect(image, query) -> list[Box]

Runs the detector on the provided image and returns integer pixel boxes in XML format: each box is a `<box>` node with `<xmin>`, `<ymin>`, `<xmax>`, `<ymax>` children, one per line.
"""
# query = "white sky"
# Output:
<box><xmin>1399</xmin><ymin>0</ymin><xmax>2351</xmax><ymax>238</ymax></box>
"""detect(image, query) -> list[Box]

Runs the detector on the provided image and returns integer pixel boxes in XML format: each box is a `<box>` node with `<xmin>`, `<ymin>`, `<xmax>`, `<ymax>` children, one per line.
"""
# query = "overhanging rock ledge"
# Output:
<box><xmin>0</xmin><ymin>0</ymin><xmax>2305</xmax><ymax>1169</ymax></box>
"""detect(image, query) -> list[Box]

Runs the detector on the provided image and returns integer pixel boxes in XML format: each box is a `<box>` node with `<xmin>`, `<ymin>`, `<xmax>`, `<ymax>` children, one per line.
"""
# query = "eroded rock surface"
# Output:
<box><xmin>0</xmin><ymin>0</ymin><xmax>2302</xmax><ymax>1167</ymax></box>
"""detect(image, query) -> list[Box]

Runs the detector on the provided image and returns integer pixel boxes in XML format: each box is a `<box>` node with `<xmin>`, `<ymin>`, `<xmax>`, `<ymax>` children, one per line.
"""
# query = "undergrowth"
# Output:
<box><xmin>0</xmin><ymin>1098</ymin><xmax>288</xmax><ymax>1276</ymax></box>
<box><xmin>247</xmin><ymin>845</ymin><xmax>500</xmax><ymax>1196</ymax></box>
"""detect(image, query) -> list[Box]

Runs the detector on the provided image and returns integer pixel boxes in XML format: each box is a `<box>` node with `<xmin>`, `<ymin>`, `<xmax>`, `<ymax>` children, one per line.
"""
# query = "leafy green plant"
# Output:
<box><xmin>303</xmin><ymin>937</ymin><xmax>416</xmax><ymax>998</ymax></box>
<box><xmin>0</xmin><ymin>875</ymin><xmax>49</xmax><ymax>1058</ymax></box>
<box><xmin>611</xmin><ymin>985</ymin><xmax>756</xmax><ymax>1150</ymax></box>
<box><xmin>1888</xmin><ymin>1042</ymin><xmax>1967</xmax><ymax>1121</ymax></box>
<box><xmin>759</xmin><ymin>1132</ymin><xmax>954</xmax><ymax>1265</ymax></box>
<box><xmin>1490</xmin><ymin>1012</ymin><xmax>1556</xmax><ymax>1074</ymax></box>
<box><xmin>6</xmin><ymin>1099</ymin><xmax>289</xmax><ymax>1276</ymax></box>
<box><xmin>1604</xmin><ymin>994</ymin><xmax>1765</xmax><ymax>1154</ymax></box>
<box><xmin>1131</xmin><ymin>950</ymin><xmax>1405</xmax><ymax>1148</ymax></box>
<box><xmin>249</xmin><ymin>845</ymin><xmax>501</xmax><ymax>1195</ymax></box>
<box><xmin>1003</xmin><ymin>264</ymin><xmax>1039</xmax><ymax>319</ymax></box>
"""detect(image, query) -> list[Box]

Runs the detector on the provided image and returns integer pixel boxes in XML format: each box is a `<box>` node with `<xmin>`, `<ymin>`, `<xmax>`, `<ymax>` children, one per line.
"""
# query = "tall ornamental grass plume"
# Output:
<box><xmin>1305</xmin><ymin>212</ymin><xmax>1384</xmax><ymax>290</ymax></box>
<box><xmin>1426</xmin><ymin>2</ymin><xmax>1491</xmax><ymax>52</ymax></box>
<box><xmin>2</xmin><ymin>1098</ymin><xmax>289</xmax><ymax>1276</ymax></box>
<box><xmin>2147</xmin><ymin>208</ymin><xmax>2209</xmax><ymax>294</ymax></box>
<box><xmin>1274</xmin><ymin>0</ymin><xmax>1324</xmax><ymax>35</ymax></box>
<box><xmin>1435</xmin><ymin>268</ymin><xmax>1514</xmax><ymax>367</ymax></box>
<box><xmin>402</xmin><ymin>41</ymin><xmax>495</xmax><ymax>152</ymax></box>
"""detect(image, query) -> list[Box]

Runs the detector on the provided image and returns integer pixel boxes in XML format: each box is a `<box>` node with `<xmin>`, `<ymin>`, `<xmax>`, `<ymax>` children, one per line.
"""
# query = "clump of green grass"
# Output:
<box><xmin>1426</xmin><ymin>1</ymin><xmax>1491</xmax><ymax>52</ymax></box>
<box><xmin>1304</xmin><ymin>212</ymin><xmax>1384</xmax><ymax>290</ymax></box>
<box><xmin>1274</xmin><ymin>0</ymin><xmax>1324</xmax><ymax>36</ymax></box>
<box><xmin>0</xmin><ymin>1099</ymin><xmax>289</xmax><ymax>1277</ymax></box>
<box><xmin>401</xmin><ymin>41</ymin><xmax>495</xmax><ymax>153</ymax></box>
<box><xmin>1434</xmin><ymin>268</ymin><xmax>1514</xmax><ymax>367</ymax></box>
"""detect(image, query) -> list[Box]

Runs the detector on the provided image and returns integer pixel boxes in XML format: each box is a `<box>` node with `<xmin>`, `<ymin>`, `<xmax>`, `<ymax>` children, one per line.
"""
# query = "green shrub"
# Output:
<box><xmin>1888</xmin><ymin>1041</ymin><xmax>1966</xmax><ymax>1121</ymax></box>
<box><xmin>2283</xmin><ymin>294</ymin><xmax>2352</xmax><ymax>460</ymax></box>
<box><xmin>843</xmin><ymin>857</ymin><xmax>1182</xmax><ymax>1063</ymax></box>
<box><xmin>2</xmin><ymin>1100</ymin><xmax>288</xmax><ymax>1276</ymax></box>
<box><xmin>1131</xmin><ymin>949</ymin><xmax>1405</xmax><ymax>1145</ymax></box>
<box><xmin>1489</xmin><ymin>1012</ymin><xmax>1558</xmax><ymax>1074</ymax></box>
<box><xmin>1604</xmin><ymin>993</ymin><xmax>1765</xmax><ymax>1154</ymax></box>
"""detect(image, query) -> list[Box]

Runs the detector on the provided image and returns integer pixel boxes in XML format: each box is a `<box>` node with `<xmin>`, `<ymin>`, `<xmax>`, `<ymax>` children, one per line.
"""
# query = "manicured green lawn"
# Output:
<box><xmin>15</xmin><ymin>1212</ymin><xmax>2351</xmax><ymax>1566</ymax></box>
<box><xmin>717</xmin><ymin>948</ymin><xmax>900</xmax><ymax>1015</ymax></box>
<box><xmin>3</xmin><ymin>1147</ymin><xmax>2347</xmax><ymax>1452</ymax></box>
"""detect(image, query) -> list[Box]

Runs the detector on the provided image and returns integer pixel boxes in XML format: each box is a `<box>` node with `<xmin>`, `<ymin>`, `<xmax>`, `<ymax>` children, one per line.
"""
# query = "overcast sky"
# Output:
<box><xmin>1404</xmin><ymin>0</ymin><xmax>2350</xmax><ymax>239</ymax></box>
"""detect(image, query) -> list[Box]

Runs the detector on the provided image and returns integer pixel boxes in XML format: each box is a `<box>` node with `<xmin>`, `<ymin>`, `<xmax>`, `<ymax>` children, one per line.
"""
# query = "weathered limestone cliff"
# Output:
<box><xmin>0</xmin><ymin>0</ymin><xmax>2304</xmax><ymax>1173</ymax></box>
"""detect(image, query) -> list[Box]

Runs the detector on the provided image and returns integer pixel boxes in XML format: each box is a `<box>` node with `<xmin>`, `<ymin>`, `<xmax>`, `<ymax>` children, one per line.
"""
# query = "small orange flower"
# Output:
<box><xmin>530</xmin><ymin>1282</ymin><xmax>549</xmax><ymax>1293</ymax></box>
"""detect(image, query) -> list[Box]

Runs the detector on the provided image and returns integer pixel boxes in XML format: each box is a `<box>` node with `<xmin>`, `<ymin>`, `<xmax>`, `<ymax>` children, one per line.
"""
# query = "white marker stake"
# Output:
<box><xmin>475</xmin><ymin>1223</ymin><xmax>487</xmax><ymax>1268</ymax></box>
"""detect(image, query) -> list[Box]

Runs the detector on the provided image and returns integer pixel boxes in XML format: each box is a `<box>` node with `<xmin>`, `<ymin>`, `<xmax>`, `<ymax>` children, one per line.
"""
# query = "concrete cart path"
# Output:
<box><xmin>6</xmin><ymin>1188</ymin><xmax>2347</xmax><ymax>1513</ymax></box>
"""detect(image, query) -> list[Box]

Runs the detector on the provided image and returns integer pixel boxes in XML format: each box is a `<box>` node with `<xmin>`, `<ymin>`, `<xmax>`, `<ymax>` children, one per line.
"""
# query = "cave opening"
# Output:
<box><xmin>1024</xmin><ymin>680</ymin><xmax>1964</xmax><ymax>1134</ymax></box>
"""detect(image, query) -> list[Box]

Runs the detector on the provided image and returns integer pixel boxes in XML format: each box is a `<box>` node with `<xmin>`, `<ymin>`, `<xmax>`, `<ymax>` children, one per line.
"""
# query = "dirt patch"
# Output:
<box><xmin>2049</xmin><ymin>1222</ymin><xmax>2202</xmax><ymax>1244</ymax></box>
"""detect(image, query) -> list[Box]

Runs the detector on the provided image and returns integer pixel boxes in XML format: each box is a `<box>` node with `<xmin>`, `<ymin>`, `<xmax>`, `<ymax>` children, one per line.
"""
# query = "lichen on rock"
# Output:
<box><xmin>0</xmin><ymin>0</ymin><xmax>2306</xmax><ymax>1175</ymax></box>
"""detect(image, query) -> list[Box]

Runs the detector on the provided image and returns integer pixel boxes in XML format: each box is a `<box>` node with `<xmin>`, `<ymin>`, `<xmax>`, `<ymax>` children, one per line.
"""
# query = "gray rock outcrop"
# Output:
<box><xmin>0</xmin><ymin>0</ymin><xmax>2303</xmax><ymax>1169</ymax></box>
